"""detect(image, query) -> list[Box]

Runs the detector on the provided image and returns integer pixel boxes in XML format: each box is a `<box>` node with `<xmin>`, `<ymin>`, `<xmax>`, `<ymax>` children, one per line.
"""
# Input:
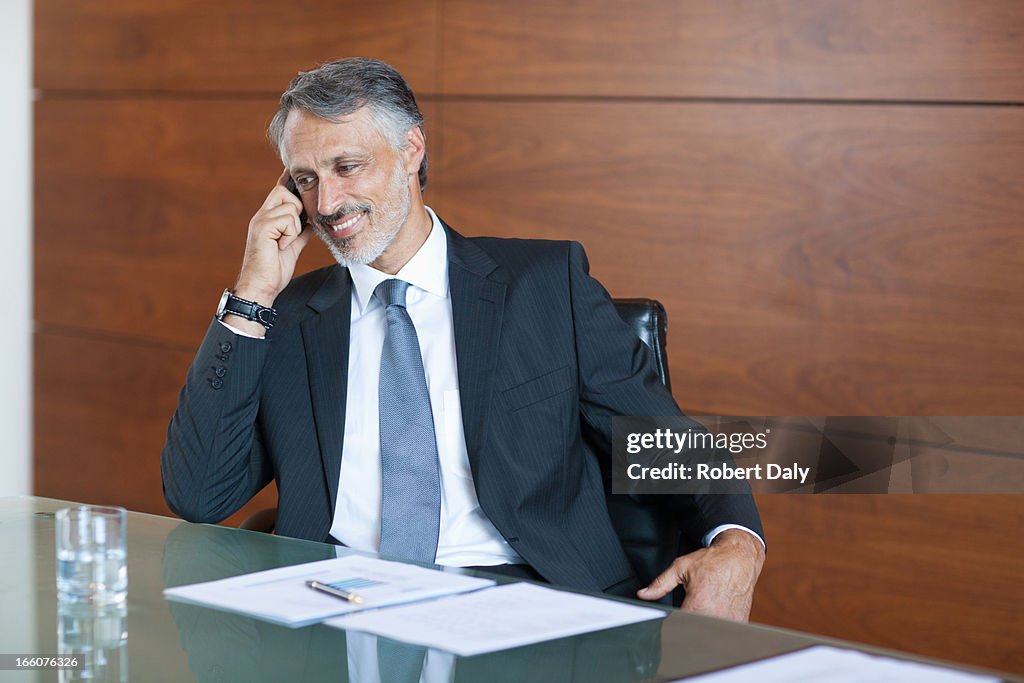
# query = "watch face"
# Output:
<box><xmin>216</xmin><ymin>289</ymin><xmax>232</xmax><ymax>318</ymax></box>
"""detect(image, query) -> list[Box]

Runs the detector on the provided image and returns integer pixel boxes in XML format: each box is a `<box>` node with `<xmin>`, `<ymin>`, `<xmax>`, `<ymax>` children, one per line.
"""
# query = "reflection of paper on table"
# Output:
<box><xmin>326</xmin><ymin>582</ymin><xmax>667</xmax><ymax>656</ymax></box>
<box><xmin>676</xmin><ymin>646</ymin><xmax>1000</xmax><ymax>682</ymax></box>
<box><xmin>163</xmin><ymin>555</ymin><xmax>494</xmax><ymax>627</ymax></box>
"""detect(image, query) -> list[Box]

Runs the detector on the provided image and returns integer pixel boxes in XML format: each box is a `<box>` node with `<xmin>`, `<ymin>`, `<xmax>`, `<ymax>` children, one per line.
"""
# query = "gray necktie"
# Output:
<box><xmin>375</xmin><ymin>278</ymin><xmax>441</xmax><ymax>564</ymax></box>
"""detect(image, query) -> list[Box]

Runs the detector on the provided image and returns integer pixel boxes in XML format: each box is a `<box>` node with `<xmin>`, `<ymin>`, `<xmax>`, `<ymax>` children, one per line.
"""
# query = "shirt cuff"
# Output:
<box><xmin>703</xmin><ymin>524</ymin><xmax>766</xmax><ymax>552</ymax></box>
<box><xmin>217</xmin><ymin>317</ymin><xmax>265</xmax><ymax>340</ymax></box>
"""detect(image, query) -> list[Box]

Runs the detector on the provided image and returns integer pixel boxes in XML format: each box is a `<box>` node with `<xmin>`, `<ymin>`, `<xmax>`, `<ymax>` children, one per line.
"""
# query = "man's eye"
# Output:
<box><xmin>337</xmin><ymin>164</ymin><xmax>358</xmax><ymax>174</ymax></box>
<box><xmin>296</xmin><ymin>177</ymin><xmax>316</xmax><ymax>189</ymax></box>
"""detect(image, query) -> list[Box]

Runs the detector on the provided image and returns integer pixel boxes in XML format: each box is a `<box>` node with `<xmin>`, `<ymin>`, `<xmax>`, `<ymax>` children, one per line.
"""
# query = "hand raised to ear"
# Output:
<box><xmin>234</xmin><ymin>168</ymin><xmax>315</xmax><ymax>310</ymax></box>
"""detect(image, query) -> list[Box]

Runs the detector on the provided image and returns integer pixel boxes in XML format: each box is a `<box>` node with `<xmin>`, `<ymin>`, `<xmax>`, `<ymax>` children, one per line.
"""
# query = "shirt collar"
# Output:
<box><xmin>348</xmin><ymin>206</ymin><xmax>448</xmax><ymax>314</ymax></box>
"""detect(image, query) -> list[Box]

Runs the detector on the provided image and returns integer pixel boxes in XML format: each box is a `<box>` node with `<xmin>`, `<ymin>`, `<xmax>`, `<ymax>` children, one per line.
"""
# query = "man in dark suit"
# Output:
<box><xmin>161</xmin><ymin>58</ymin><xmax>765</xmax><ymax>621</ymax></box>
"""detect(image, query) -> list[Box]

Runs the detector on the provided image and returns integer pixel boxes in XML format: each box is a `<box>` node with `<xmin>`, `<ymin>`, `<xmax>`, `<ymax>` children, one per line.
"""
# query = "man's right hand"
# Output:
<box><xmin>229</xmin><ymin>169</ymin><xmax>315</xmax><ymax>333</ymax></box>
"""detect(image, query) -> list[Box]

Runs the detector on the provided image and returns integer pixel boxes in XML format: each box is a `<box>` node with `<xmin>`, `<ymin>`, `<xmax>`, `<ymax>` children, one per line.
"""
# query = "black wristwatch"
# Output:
<box><xmin>216</xmin><ymin>289</ymin><xmax>278</xmax><ymax>330</ymax></box>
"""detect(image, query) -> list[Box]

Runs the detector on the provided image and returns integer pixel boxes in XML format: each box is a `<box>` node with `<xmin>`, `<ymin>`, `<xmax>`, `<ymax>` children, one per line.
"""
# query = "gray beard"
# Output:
<box><xmin>315</xmin><ymin>163</ymin><xmax>411</xmax><ymax>268</ymax></box>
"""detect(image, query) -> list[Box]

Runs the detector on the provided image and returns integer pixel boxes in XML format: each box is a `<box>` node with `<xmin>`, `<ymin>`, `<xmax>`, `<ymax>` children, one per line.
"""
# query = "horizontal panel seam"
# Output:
<box><xmin>35</xmin><ymin>322</ymin><xmax>198</xmax><ymax>354</ymax></box>
<box><xmin>33</xmin><ymin>90</ymin><xmax>1024</xmax><ymax>108</ymax></box>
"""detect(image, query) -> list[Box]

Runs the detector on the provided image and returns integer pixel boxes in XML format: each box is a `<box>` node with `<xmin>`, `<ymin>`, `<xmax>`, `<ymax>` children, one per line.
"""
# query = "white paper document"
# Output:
<box><xmin>676</xmin><ymin>645</ymin><xmax>1000</xmax><ymax>683</ymax></box>
<box><xmin>163</xmin><ymin>555</ymin><xmax>494</xmax><ymax>627</ymax></box>
<box><xmin>326</xmin><ymin>582</ymin><xmax>667</xmax><ymax>656</ymax></box>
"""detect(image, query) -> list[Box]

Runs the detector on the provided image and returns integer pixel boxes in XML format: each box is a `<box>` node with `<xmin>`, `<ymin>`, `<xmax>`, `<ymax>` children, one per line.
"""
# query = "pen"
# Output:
<box><xmin>305</xmin><ymin>580</ymin><xmax>365</xmax><ymax>604</ymax></box>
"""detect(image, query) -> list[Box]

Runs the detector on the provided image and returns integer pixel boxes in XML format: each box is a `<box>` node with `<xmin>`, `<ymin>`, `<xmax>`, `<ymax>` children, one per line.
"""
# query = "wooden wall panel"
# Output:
<box><xmin>433</xmin><ymin>101</ymin><xmax>1024</xmax><ymax>416</ymax></box>
<box><xmin>34</xmin><ymin>98</ymin><xmax>439</xmax><ymax>347</ymax></box>
<box><xmin>752</xmin><ymin>495</ymin><xmax>1024</xmax><ymax>673</ymax></box>
<box><xmin>35</xmin><ymin>0</ymin><xmax>438</xmax><ymax>93</ymax></box>
<box><xmin>34</xmin><ymin>331</ymin><xmax>277</xmax><ymax>528</ymax></box>
<box><xmin>443</xmin><ymin>0</ymin><xmax>1024</xmax><ymax>101</ymax></box>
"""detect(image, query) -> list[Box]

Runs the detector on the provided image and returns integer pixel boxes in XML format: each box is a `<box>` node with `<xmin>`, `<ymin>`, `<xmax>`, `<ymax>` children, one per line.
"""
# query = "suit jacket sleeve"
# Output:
<box><xmin>161</xmin><ymin>319</ymin><xmax>275</xmax><ymax>523</ymax></box>
<box><xmin>566</xmin><ymin>241</ymin><xmax>765</xmax><ymax>545</ymax></box>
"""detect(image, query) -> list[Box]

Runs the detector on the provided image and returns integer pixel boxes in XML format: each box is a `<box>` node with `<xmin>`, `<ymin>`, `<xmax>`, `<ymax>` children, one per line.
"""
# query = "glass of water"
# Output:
<box><xmin>55</xmin><ymin>506</ymin><xmax>127</xmax><ymax>605</ymax></box>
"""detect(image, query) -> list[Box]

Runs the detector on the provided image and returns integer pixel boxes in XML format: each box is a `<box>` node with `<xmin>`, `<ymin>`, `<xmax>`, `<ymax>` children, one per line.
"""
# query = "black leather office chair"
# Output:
<box><xmin>241</xmin><ymin>298</ymin><xmax>689</xmax><ymax>605</ymax></box>
<box><xmin>602</xmin><ymin>299</ymin><xmax>692</xmax><ymax>607</ymax></box>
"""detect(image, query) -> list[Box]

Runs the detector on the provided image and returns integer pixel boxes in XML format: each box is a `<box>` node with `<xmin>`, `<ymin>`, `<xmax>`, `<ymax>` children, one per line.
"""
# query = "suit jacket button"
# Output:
<box><xmin>210</xmin><ymin>378</ymin><xmax>224</xmax><ymax>390</ymax></box>
<box><xmin>214</xmin><ymin>366</ymin><xmax>227</xmax><ymax>378</ymax></box>
<box><xmin>220</xmin><ymin>341</ymin><xmax>233</xmax><ymax>354</ymax></box>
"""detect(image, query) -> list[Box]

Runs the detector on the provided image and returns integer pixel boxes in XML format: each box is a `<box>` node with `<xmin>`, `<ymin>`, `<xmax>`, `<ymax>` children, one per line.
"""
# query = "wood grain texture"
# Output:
<box><xmin>443</xmin><ymin>0</ymin><xmax>1024</xmax><ymax>101</ymax></box>
<box><xmin>35</xmin><ymin>0</ymin><xmax>438</xmax><ymax>93</ymax></box>
<box><xmin>752</xmin><ymin>495</ymin><xmax>1024</xmax><ymax>674</ymax></box>
<box><xmin>33</xmin><ymin>330</ymin><xmax>277</xmax><ymax>528</ymax></box>
<box><xmin>433</xmin><ymin>100</ymin><xmax>1024</xmax><ymax>416</ymax></box>
<box><xmin>34</xmin><ymin>97</ymin><xmax>439</xmax><ymax>348</ymax></box>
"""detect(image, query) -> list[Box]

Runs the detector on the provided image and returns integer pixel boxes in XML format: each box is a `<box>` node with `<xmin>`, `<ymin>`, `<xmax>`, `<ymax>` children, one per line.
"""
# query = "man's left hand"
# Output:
<box><xmin>635</xmin><ymin>529</ymin><xmax>765</xmax><ymax>622</ymax></box>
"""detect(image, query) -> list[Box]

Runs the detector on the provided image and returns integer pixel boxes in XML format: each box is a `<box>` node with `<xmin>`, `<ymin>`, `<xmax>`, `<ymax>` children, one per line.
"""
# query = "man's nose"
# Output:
<box><xmin>317</xmin><ymin>176</ymin><xmax>349</xmax><ymax>217</ymax></box>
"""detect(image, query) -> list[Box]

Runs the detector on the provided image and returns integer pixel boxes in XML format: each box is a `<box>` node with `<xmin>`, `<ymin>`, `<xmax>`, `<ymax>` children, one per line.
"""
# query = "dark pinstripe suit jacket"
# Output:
<box><xmin>161</xmin><ymin>223</ymin><xmax>763</xmax><ymax>593</ymax></box>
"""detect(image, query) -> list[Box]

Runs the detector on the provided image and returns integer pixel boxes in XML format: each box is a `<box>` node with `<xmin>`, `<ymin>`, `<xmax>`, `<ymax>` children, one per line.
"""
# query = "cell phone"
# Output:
<box><xmin>285</xmin><ymin>176</ymin><xmax>308</xmax><ymax>228</ymax></box>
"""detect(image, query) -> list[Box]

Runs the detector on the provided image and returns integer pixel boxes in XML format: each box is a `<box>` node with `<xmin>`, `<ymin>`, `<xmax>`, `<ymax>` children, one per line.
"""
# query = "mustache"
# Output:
<box><xmin>315</xmin><ymin>204</ymin><xmax>371</xmax><ymax>229</ymax></box>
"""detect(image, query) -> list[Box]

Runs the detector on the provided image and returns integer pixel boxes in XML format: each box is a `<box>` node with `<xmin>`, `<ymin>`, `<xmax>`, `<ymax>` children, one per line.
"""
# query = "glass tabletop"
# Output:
<box><xmin>0</xmin><ymin>497</ymin><xmax>1015</xmax><ymax>683</ymax></box>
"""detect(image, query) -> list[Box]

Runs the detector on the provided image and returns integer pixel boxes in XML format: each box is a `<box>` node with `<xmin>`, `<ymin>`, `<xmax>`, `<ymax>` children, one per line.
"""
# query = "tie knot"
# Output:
<box><xmin>375</xmin><ymin>278</ymin><xmax>410</xmax><ymax>309</ymax></box>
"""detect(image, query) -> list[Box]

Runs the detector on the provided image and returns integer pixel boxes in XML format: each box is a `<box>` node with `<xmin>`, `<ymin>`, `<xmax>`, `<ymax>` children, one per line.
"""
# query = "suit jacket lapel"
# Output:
<box><xmin>300</xmin><ymin>267</ymin><xmax>352</xmax><ymax>513</ymax></box>
<box><xmin>445</xmin><ymin>225</ymin><xmax>507</xmax><ymax>470</ymax></box>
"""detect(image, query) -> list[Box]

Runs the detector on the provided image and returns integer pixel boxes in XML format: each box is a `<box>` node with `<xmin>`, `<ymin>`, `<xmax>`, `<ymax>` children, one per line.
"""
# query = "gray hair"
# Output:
<box><xmin>268</xmin><ymin>58</ymin><xmax>427</xmax><ymax>190</ymax></box>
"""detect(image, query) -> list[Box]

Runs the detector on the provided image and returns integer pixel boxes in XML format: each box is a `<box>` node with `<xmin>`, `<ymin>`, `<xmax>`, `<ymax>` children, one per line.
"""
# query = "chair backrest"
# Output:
<box><xmin>607</xmin><ymin>298</ymin><xmax>686</xmax><ymax>606</ymax></box>
<box><xmin>610</xmin><ymin>299</ymin><xmax>672</xmax><ymax>389</ymax></box>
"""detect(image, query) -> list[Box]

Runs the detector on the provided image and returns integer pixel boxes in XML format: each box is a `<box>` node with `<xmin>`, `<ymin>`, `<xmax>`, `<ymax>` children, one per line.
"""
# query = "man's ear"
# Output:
<box><xmin>402</xmin><ymin>125</ymin><xmax>426</xmax><ymax>179</ymax></box>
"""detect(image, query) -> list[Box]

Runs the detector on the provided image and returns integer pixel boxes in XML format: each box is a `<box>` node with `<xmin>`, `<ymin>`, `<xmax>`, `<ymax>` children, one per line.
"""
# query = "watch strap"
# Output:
<box><xmin>217</xmin><ymin>290</ymin><xmax>278</xmax><ymax>329</ymax></box>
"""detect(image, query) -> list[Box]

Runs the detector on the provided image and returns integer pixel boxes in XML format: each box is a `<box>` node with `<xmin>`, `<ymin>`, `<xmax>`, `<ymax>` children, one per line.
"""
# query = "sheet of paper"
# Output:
<box><xmin>326</xmin><ymin>582</ymin><xmax>667</xmax><ymax>656</ymax></box>
<box><xmin>163</xmin><ymin>555</ymin><xmax>494</xmax><ymax>627</ymax></box>
<box><xmin>676</xmin><ymin>646</ymin><xmax>1000</xmax><ymax>683</ymax></box>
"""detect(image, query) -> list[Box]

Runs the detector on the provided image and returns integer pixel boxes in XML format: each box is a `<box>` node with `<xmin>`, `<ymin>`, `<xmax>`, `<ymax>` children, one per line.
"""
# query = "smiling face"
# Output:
<box><xmin>281</xmin><ymin>106</ymin><xmax>426</xmax><ymax>270</ymax></box>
